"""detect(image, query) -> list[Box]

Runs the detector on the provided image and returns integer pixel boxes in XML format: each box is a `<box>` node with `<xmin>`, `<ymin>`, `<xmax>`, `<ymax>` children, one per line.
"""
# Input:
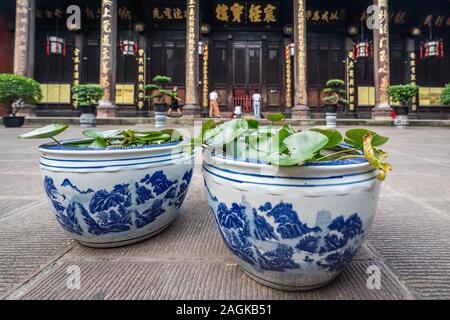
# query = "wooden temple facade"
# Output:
<box><xmin>0</xmin><ymin>0</ymin><xmax>449</xmax><ymax>119</ymax></box>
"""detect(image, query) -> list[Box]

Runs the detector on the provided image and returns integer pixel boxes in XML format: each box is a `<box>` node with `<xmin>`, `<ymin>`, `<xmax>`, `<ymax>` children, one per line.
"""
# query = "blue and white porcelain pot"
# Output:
<box><xmin>202</xmin><ymin>148</ymin><xmax>381</xmax><ymax>291</ymax></box>
<box><xmin>39</xmin><ymin>140</ymin><xmax>194</xmax><ymax>248</ymax></box>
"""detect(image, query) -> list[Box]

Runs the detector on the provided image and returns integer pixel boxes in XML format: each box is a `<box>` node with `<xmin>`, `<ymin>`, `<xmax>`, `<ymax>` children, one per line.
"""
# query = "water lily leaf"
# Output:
<box><xmin>246</xmin><ymin>119</ymin><xmax>259</xmax><ymax>130</ymax></box>
<box><xmin>363</xmin><ymin>132</ymin><xmax>391</xmax><ymax>181</ymax></box>
<box><xmin>266</xmin><ymin>113</ymin><xmax>285</xmax><ymax>123</ymax></box>
<box><xmin>204</xmin><ymin>118</ymin><xmax>248</xmax><ymax>148</ymax></box>
<box><xmin>310</xmin><ymin>127</ymin><xmax>343</xmax><ymax>148</ymax></box>
<box><xmin>267</xmin><ymin>131</ymin><xmax>329</xmax><ymax>166</ymax></box>
<box><xmin>18</xmin><ymin>123</ymin><xmax>68</xmax><ymax>139</ymax></box>
<box><xmin>88</xmin><ymin>137</ymin><xmax>107</xmax><ymax>148</ymax></box>
<box><xmin>82</xmin><ymin>129</ymin><xmax>122</xmax><ymax>139</ymax></box>
<box><xmin>345</xmin><ymin>129</ymin><xmax>389</xmax><ymax>148</ymax></box>
<box><xmin>159</xmin><ymin>129</ymin><xmax>183</xmax><ymax>142</ymax></box>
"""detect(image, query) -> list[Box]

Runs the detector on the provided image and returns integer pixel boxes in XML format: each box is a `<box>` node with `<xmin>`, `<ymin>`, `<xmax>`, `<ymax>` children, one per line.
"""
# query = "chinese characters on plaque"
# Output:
<box><xmin>202</xmin><ymin>43</ymin><xmax>209</xmax><ymax>108</ymax></box>
<box><xmin>72</xmin><ymin>48</ymin><xmax>81</xmax><ymax>109</ymax></box>
<box><xmin>284</xmin><ymin>44</ymin><xmax>292</xmax><ymax>108</ymax></box>
<box><xmin>151</xmin><ymin>2</ymin><xmax>187</xmax><ymax>22</ymax></box>
<box><xmin>137</xmin><ymin>49</ymin><xmax>146</xmax><ymax>109</ymax></box>
<box><xmin>305</xmin><ymin>9</ymin><xmax>345</xmax><ymax>25</ymax></box>
<box><xmin>214</xmin><ymin>1</ymin><xmax>279</xmax><ymax>25</ymax></box>
<box><xmin>346</xmin><ymin>52</ymin><xmax>355</xmax><ymax>110</ymax></box>
<box><xmin>36</xmin><ymin>5</ymin><xmax>132</xmax><ymax>21</ymax></box>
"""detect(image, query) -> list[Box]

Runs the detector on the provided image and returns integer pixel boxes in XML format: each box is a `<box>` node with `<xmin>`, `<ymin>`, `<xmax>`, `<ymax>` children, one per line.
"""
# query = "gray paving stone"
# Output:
<box><xmin>368</xmin><ymin>196</ymin><xmax>450</xmax><ymax>299</ymax></box>
<box><xmin>0</xmin><ymin>125</ymin><xmax>449</xmax><ymax>300</ymax></box>
<box><xmin>14</xmin><ymin>259</ymin><xmax>411</xmax><ymax>300</ymax></box>
<box><xmin>0</xmin><ymin>202</ymin><xmax>73</xmax><ymax>296</ymax></box>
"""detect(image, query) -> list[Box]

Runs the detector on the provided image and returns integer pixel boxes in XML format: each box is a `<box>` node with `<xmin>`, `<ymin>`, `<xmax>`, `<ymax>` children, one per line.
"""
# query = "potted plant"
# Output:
<box><xmin>200</xmin><ymin>119</ymin><xmax>391</xmax><ymax>290</ymax></box>
<box><xmin>387</xmin><ymin>83</ymin><xmax>418</xmax><ymax>128</ymax></box>
<box><xmin>72</xmin><ymin>84</ymin><xmax>104</xmax><ymax>128</ymax></box>
<box><xmin>19</xmin><ymin>124</ymin><xmax>194</xmax><ymax>248</ymax></box>
<box><xmin>322</xmin><ymin>79</ymin><xmax>349</xmax><ymax>128</ymax></box>
<box><xmin>145</xmin><ymin>75</ymin><xmax>177</xmax><ymax>128</ymax></box>
<box><xmin>0</xmin><ymin>74</ymin><xmax>42</xmax><ymax>128</ymax></box>
<box><xmin>441</xmin><ymin>83</ymin><xmax>450</xmax><ymax>107</ymax></box>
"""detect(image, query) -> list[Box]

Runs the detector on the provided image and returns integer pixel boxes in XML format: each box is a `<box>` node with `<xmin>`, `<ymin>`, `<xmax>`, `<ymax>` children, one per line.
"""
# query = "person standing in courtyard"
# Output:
<box><xmin>167</xmin><ymin>86</ymin><xmax>182</xmax><ymax>117</ymax></box>
<box><xmin>209</xmin><ymin>88</ymin><xmax>221</xmax><ymax>118</ymax></box>
<box><xmin>252</xmin><ymin>89</ymin><xmax>262</xmax><ymax>118</ymax></box>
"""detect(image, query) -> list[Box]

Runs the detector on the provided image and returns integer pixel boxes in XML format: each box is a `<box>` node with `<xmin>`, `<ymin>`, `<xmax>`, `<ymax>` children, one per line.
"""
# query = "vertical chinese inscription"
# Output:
<box><xmin>409</xmin><ymin>51</ymin><xmax>417</xmax><ymax>111</ymax></box>
<box><xmin>72</xmin><ymin>47</ymin><xmax>81</xmax><ymax>109</ymax></box>
<box><xmin>137</xmin><ymin>49</ymin><xmax>146</xmax><ymax>109</ymax></box>
<box><xmin>99</xmin><ymin>0</ymin><xmax>116</xmax><ymax>103</ymax></box>
<box><xmin>14</xmin><ymin>0</ymin><xmax>31</xmax><ymax>76</ymax></box>
<box><xmin>347</xmin><ymin>51</ymin><xmax>355</xmax><ymax>111</ymax></box>
<box><xmin>294</xmin><ymin>0</ymin><xmax>307</xmax><ymax>106</ymax></box>
<box><xmin>373</xmin><ymin>0</ymin><xmax>390</xmax><ymax>107</ymax></box>
<box><xmin>202</xmin><ymin>43</ymin><xmax>209</xmax><ymax>108</ymax></box>
<box><xmin>285</xmin><ymin>44</ymin><xmax>292</xmax><ymax>108</ymax></box>
<box><xmin>185</xmin><ymin>0</ymin><xmax>199</xmax><ymax>106</ymax></box>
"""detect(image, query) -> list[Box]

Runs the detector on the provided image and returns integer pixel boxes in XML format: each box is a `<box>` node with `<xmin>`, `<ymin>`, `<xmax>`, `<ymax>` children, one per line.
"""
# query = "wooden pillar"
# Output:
<box><xmin>14</xmin><ymin>0</ymin><xmax>36</xmax><ymax>116</ymax></box>
<box><xmin>183</xmin><ymin>0</ymin><xmax>200</xmax><ymax>118</ymax></box>
<box><xmin>97</xmin><ymin>0</ymin><xmax>117</xmax><ymax>118</ymax></box>
<box><xmin>292</xmin><ymin>0</ymin><xmax>310</xmax><ymax>119</ymax></box>
<box><xmin>372</xmin><ymin>0</ymin><xmax>393</xmax><ymax>119</ymax></box>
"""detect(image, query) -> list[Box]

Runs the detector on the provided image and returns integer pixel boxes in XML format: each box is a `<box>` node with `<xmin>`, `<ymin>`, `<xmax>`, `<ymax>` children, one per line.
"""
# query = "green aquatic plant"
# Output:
<box><xmin>18</xmin><ymin>124</ymin><xmax>184</xmax><ymax>148</ymax></box>
<box><xmin>198</xmin><ymin>119</ymin><xmax>391</xmax><ymax>181</ymax></box>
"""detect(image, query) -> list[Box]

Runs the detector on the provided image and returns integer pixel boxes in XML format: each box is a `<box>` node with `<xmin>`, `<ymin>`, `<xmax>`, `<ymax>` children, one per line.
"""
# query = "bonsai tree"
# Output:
<box><xmin>441</xmin><ymin>83</ymin><xmax>450</xmax><ymax>106</ymax></box>
<box><xmin>387</xmin><ymin>83</ymin><xmax>418</xmax><ymax>107</ymax></box>
<box><xmin>0</xmin><ymin>74</ymin><xmax>42</xmax><ymax>116</ymax></box>
<box><xmin>71</xmin><ymin>84</ymin><xmax>104</xmax><ymax>107</ymax></box>
<box><xmin>322</xmin><ymin>79</ymin><xmax>349</xmax><ymax>107</ymax></box>
<box><xmin>145</xmin><ymin>75</ymin><xmax>177</xmax><ymax>105</ymax></box>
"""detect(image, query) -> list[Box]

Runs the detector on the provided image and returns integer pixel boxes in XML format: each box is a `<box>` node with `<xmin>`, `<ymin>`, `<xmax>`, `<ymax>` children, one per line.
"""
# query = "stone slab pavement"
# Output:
<box><xmin>0</xmin><ymin>124</ymin><xmax>449</xmax><ymax>300</ymax></box>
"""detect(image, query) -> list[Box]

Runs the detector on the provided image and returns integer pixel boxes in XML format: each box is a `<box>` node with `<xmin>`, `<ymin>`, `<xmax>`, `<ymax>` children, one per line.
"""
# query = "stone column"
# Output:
<box><xmin>372</xmin><ymin>0</ymin><xmax>392</xmax><ymax>119</ymax></box>
<box><xmin>292</xmin><ymin>0</ymin><xmax>309</xmax><ymax>119</ymax></box>
<box><xmin>183</xmin><ymin>0</ymin><xmax>200</xmax><ymax>118</ymax></box>
<box><xmin>97</xmin><ymin>0</ymin><xmax>117</xmax><ymax>118</ymax></box>
<box><xmin>14</xmin><ymin>0</ymin><xmax>36</xmax><ymax>117</ymax></box>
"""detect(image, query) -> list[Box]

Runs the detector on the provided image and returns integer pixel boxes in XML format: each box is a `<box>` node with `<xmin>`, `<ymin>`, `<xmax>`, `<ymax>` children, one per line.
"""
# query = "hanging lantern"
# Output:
<box><xmin>420</xmin><ymin>39</ymin><xmax>444</xmax><ymax>59</ymax></box>
<box><xmin>119</xmin><ymin>38</ymin><xmax>139</xmax><ymax>56</ymax></box>
<box><xmin>420</xmin><ymin>23</ymin><xmax>445</xmax><ymax>59</ymax></box>
<box><xmin>351</xmin><ymin>19</ymin><xmax>373</xmax><ymax>60</ymax></box>
<box><xmin>46</xmin><ymin>36</ymin><xmax>66</xmax><ymax>56</ymax></box>
<box><xmin>352</xmin><ymin>40</ymin><xmax>373</xmax><ymax>60</ymax></box>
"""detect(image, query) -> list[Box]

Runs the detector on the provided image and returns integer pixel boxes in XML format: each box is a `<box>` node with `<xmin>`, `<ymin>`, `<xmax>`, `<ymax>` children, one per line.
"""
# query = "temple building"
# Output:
<box><xmin>0</xmin><ymin>0</ymin><xmax>449</xmax><ymax>119</ymax></box>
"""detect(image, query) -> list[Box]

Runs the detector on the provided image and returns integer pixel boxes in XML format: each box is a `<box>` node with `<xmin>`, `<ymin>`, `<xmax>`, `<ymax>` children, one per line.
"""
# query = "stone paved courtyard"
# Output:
<box><xmin>0</xmin><ymin>124</ymin><xmax>449</xmax><ymax>300</ymax></box>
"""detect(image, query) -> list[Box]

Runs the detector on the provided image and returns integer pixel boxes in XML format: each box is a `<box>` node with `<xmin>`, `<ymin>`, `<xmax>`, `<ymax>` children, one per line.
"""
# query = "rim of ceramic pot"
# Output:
<box><xmin>39</xmin><ymin>138</ymin><xmax>189</xmax><ymax>155</ymax></box>
<box><xmin>203</xmin><ymin>144</ymin><xmax>369</xmax><ymax>169</ymax></box>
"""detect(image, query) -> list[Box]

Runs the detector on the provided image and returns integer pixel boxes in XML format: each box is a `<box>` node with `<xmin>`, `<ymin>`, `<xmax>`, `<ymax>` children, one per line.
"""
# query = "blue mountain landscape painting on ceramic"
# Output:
<box><xmin>43</xmin><ymin>169</ymin><xmax>193</xmax><ymax>236</ymax></box>
<box><xmin>205</xmin><ymin>180</ymin><xmax>365</xmax><ymax>273</ymax></box>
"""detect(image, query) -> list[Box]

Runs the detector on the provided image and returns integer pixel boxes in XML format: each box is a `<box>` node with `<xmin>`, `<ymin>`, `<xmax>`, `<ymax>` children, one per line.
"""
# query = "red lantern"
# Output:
<box><xmin>46</xmin><ymin>36</ymin><xmax>66</xmax><ymax>56</ymax></box>
<box><xmin>120</xmin><ymin>38</ymin><xmax>138</xmax><ymax>56</ymax></box>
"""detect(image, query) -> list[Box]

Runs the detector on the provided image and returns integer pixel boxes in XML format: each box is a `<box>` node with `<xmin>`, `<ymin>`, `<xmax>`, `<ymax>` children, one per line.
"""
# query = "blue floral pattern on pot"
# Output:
<box><xmin>44</xmin><ymin>169</ymin><xmax>193</xmax><ymax>239</ymax></box>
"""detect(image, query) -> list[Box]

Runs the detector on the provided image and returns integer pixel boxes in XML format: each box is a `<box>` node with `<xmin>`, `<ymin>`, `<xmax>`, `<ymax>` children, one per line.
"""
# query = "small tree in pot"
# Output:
<box><xmin>322</xmin><ymin>79</ymin><xmax>349</xmax><ymax>128</ymax></box>
<box><xmin>0</xmin><ymin>74</ymin><xmax>42</xmax><ymax>128</ymax></box>
<box><xmin>72</xmin><ymin>84</ymin><xmax>104</xmax><ymax>128</ymax></box>
<box><xmin>145</xmin><ymin>75</ymin><xmax>178</xmax><ymax>128</ymax></box>
<box><xmin>441</xmin><ymin>83</ymin><xmax>450</xmax><ymax>106</ymax></box>
<box><xmin>387</xmin><ymin>83</ymin><xmax>418</xmax><ymax>128</ymax></box>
